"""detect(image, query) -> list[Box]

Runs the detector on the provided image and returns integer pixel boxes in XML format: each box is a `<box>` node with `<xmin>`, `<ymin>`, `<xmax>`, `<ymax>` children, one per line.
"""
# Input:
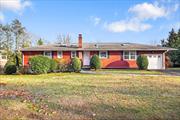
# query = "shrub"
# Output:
<box><xmin>29</xmin><ymin>56</ymin><xmax>51</xmax><ymax>74</ymax></box>
<box><xmin>90</xmin><ymin>54</ymin><xmax>101</xmax><ymax>70</ymax></box>
<box><xmin>4</xmin><ymin>60</ymin><xmax>14</xmax><ymax>69</ymax></box>
<box><xmin>54</xmin><ymin>58</ymin><xmax>72</xmax><ymax>72</ymax></box>
<box><xmin>136</xmin><ymin>55</ymin><xmax>149</xmax><ymax>70</ymax></box>
<box><xmin>19</xmin><ymin>66</ymin><xmax>32</xmax><ymax>74</ymax></box>
<box><xmin>4</xmin><ymin>64</ymin><xmax>17</xmax><ymax>74</ymax></box>
<box><xmin>49</xmin><ymin>59</ymin><xmax>58</xmax><ymax>72</ymax></box>
<box><xmin>71</xmin><ymin>57</ymin><xmax>81</xmax><ymax>72</ymax></box>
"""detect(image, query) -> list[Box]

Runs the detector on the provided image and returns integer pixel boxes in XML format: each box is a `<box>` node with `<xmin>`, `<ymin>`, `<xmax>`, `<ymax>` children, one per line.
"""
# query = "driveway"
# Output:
<box><xmin>160</xmin><ymin>69</ymin><xmax>180</xmax><ymax>76</ymax></box>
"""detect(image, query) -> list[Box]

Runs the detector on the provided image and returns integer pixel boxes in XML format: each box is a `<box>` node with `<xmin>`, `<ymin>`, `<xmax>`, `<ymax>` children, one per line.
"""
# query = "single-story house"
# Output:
<box><xmin>21</xmin><ymin>34</ymin><xmax>175</xmax><ymax>69</ymax></box>
<box><xmin>0</xmin><ymin>50</ymin><xmax>7</xmax><ymax>68</ymax></box>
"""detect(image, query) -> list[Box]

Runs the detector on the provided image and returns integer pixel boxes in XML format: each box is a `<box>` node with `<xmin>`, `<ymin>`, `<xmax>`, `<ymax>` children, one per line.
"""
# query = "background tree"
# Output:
<box><xmin>19</xmin><ymin>31</ymin><xmax>32</xmax><ymax>48</ymax></box>
<box><xmin>161</xmin><ymin>28</ymin><xmax>180</xmax><ymax>66</ymax></box>
<box><xmin>1</xmin><ymin>24</ymin><xmax>13</xmax><ymax>52</ymax></box>
<box><xmin>0</xmin><ymin>19</ymin><xmax>32</xmax><ymax>69</ymax></box>
<box><xmin>56</xmin><ymin>34</ymin><xmax>71</xmax><ymax>45</ymax></box>
<box><xmin>0</xmin><ymin>24</ymin><xmax>3</xmax><ymax>49</ymax></box>
<box><xmin>37</xmin><ymin>38</ymin><xmax>44</xmax><ymax>45</ymax></box>
<box><xmin>11</xmin><ymin>19</ymin><xmax>26</xmax><ymax>50</ymax></box>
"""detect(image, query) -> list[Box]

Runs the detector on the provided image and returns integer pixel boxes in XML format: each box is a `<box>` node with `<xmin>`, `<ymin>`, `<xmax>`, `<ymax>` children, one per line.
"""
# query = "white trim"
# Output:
<box><xmin>71</xmin><ymin>51</ymin><xmax>77</xmax><ymax>58</ymax></box>
<box><xmin>123</xmin><ymin>51</ymin><xmax>137</xmax><ymax>60</ymax></box>
<box><xmin>57</xmin><ymin>51</ymin><xmax>63</xmax><ymax>58</ymax></box>
<box><xmin>43</xmin><ymin>51</ymin><xmax>52</xmax><ymax>58</ymax></box>
<box><xmin>99</xmin><ymin>51</ymin><xmax>108</xmax><ymax>59</ymax></box>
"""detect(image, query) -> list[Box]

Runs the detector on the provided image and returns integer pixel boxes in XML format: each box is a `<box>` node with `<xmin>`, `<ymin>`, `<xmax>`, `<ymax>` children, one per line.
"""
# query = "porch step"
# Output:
<box><xmin>82</xmin><ymin>65</ymin><xmax>90</xmax><ymax>69</ymax></box>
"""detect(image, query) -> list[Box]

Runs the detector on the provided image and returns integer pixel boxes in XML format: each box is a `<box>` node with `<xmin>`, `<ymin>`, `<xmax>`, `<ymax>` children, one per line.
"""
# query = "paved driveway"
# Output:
<box><xmin>160</xmin><ymin>69</ymin><xmax>180</xmax><ymax>76</ymax></box>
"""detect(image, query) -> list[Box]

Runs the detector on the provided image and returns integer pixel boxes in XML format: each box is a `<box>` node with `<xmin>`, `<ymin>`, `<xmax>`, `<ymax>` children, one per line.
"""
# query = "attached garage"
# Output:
<box><xmin>146</xmin><ymin>54</ymin><xmax>163</xmax><ymax>69</ymax></box>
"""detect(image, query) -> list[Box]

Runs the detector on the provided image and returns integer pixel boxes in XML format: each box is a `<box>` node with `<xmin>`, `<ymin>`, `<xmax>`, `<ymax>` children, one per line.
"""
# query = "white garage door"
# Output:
<box><xmin>146</xmin><ymin>54</ymin><xmax>163</xmax><ymax>69</ymax></box>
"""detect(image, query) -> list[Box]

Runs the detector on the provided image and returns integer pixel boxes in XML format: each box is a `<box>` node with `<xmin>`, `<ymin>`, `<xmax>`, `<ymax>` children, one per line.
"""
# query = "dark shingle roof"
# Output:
<box><xmin>21</xmin><ymin>43</ymin><xmax>176</xmax><ymax>51</ymax></box>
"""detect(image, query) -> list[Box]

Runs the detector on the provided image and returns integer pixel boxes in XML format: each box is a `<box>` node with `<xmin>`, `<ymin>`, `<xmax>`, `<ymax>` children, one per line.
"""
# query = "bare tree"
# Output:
<box><xmin>56</xmin><ymin>34</ymin><xmax>71</xmax><ymax>45</ymax></box>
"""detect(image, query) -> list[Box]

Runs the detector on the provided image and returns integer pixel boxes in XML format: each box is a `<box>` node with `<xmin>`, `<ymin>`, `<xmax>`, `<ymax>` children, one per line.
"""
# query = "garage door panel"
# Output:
<box><xmin>146</xmin><ymin>54</ymin><xmax>162</xmax><ymax>69</ymax></box>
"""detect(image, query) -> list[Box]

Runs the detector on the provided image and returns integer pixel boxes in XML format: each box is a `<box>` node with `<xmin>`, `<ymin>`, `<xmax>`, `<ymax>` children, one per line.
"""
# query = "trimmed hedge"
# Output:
<box><xmin>29</xmin><ymin>56</ymin><xmax>51</xmax><ymax>74</ymax></box>
<box><xmin>4</xmin><ymin>64</ymin><xmax>17</xmax><ymax>74</ymax></box>
<box><xmin>71</xmin><ymin>57</ymin><xmax>81</xmax><ymax>72</ymax></box>
<box><xmin>136</xmin><ymin>55</ymin><xmax>149</xmax><ymax>70</ymax></box>
<box><xmin>90</xmin><ymin>54</ymin><xmax>101</xmax><ymax>70</ymax></box>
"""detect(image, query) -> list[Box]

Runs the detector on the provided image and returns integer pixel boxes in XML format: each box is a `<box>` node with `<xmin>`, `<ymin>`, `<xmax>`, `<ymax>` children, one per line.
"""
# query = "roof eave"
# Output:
<box><xmin>20</xmin><ymin>48</ymin><xmax>176</xmax><ymax>51</ymax></box>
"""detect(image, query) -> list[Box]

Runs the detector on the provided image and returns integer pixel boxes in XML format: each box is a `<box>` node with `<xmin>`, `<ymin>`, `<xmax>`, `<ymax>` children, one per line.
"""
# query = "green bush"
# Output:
<box><xmin>90</xmin><ymin>54</ymin><xmax>101</xmax><ymax>70</ymax></box>
<box><xmin>136</xmin><ymin>55</ymin><xmax>149</xmax><ymax>70</ymax></box>
<box><xmin>4</xmin><ymin>64</ymin><xmax>17</xmax><ymax>74</ymax></box>
<box><xmin>4</xmin><ymin>60</ymin><xmax>14</xmax><ymax>69</ymax></box>
<box><xmin>7</xmin><ymin>51</ymin><xmax>22</xmax><ymax>68</ymax></box>
<box><xmin>49</xmin><ymin>59</ymin><xmax>58</xmax><ymax>72</ymax></box>
<box><xmin>71</xmin><ymin>57</ymin><xmax>81</xmax><ymax>72</ymax></box>
<box><xmin>29</xmin><ymin>56</ymin><xmax>51</xmax><ymax>74</ymax></box>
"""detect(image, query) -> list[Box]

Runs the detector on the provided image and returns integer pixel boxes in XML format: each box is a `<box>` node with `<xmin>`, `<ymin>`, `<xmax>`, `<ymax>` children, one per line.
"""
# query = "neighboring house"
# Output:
<box><xmin>21</xmin><ymin>34</ymin><xmax>175</xmax><ymax>70</ymax></box>
<box><xmin>0</xmin><ymin>50</ymin><xmax>7</xmax><ymax>68</ymax></box>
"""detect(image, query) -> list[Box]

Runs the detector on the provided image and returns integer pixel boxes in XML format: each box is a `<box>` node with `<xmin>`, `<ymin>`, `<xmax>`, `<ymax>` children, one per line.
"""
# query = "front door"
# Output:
<box><xmin>83</xmin><ymin>51</ymin><xmax>90</xmax><ymax>65</ymax></box>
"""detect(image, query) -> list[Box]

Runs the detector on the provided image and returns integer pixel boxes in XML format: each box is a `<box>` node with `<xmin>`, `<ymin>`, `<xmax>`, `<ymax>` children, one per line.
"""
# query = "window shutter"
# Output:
<box><xmin>107</xmin><ymin>51</ymin><xmax>109</xmax><ymax>58</ymax></box>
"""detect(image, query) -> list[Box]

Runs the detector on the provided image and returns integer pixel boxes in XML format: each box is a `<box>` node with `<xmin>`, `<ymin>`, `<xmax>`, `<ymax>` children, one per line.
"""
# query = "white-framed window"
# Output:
<box><xmin>57</xmin><ymin>51</ymin><xmax>63</xmax><ymax>58</ymax></box>
<box><xmin>99</xmin><ymin>51</ymin><xmax>108</xmax><ymax>59</ymax></box>
<box><xmin>71</xmin><ymin>51</ymin><xmax>76</xmax><ymax>58</ymax></box>
<box><xmin>1</xmin><ymin>55</ymin><xmax>7</xmax><ymax>59</ymax></box>
<box><xmin>123</xmin><ymin>51</ymin><xmax>137</xmax><ymax>60</ymax></box>
<box><xmin>44</xmin><ymin>51</ymin><xmax>52</xmax><ymax>58</ymax></box>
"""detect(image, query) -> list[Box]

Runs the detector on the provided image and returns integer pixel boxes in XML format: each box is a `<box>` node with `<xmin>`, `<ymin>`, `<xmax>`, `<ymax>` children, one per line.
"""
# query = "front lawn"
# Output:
<box><xmin>97</xmin><ymin>69</ymin><xmax>164</xmax><ymax>75</ymax></box>
<box><xmin>0</xmin><ymin>73</ymin><xmax>180</xmax><ymax>120</ymax></box>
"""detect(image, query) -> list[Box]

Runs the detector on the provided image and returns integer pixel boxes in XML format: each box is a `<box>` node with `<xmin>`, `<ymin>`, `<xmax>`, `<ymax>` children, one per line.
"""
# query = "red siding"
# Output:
<box><xmin>23</xmin><ymin>51</ymin><xmax>43</xmax><ymax>66</ymax></box>
<box><xmin>90</xmin><ymin>51</ymin><xmax>137</xmax><ymax>68</ymax></box>
<box><xmin>52</xmin><ymin>51</ymin><xmax>57</xmax><ymax>59</ymax></box>
<box><xmin>89</xmin><ymin>50</ymin><xmax>165</xmax><ymax>69</ymax></box>
<box><xmin>62</xmin><ymin>51</ymin><xmax>71</xmax><ymax>62</ymax></box>
<box><xmin>22</xmin><ymin>50</ymin><xmax>165</xmax><ymax>69</ymax></box>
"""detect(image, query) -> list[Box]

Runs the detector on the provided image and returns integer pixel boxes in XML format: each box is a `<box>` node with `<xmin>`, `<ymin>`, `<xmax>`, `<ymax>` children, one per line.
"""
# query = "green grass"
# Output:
<box><xmin>167</xmin><ymin>67</ymin><xmax>180</xmax><ymax>70</ymax></box>
<box><xmin>0</xmin><ymin>73</ymin><xmax>180</xmax><ymax>120</ymax></box>
<box><xmin>97</xmin><ymin>69</ymin><xmax>164</xmax><ymax>75</ymax></box>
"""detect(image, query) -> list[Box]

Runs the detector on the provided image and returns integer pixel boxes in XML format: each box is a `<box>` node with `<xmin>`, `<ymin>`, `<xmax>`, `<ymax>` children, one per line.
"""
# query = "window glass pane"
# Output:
<box><xmin>130</xmin><ymin>52</ymin><xmax>135</xmax><ymax>55</ymax></box>
<box><xmin>100</xmin><ymin>51</ymin><xmax>107</xmax><ymax>58</ymax></box>
<box><xmin>71</xmin><ymin>51</ymin><xmax>76</xmax><ymax>58</ymax></box>
<box><xmin>124</xmin><ymin>51</ymin><xmax>129</xmax><ymax>55</ymax></box>
<box><xmin>130</xmin><ymin>55</ymin><xmax>136</xmax><ymax>59</ymax></box>
<box><xmin>124</xmin><ymin>51</ymin><xmax>136</xmax><ymax>60</ymax></box>
<box><xmin>124</xmin><ymin>55</ymin><xmax>129</xmax><ymax>59</ymax></box>
<box><xmin>44</xmin><ymin>52</ymin><xmax>52</xmax><ymax>58</ymax></box>
<box><xmin>58</xmin><ymin>51</ymin><xmax>62</xmax><ymax>58</ymax></box>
